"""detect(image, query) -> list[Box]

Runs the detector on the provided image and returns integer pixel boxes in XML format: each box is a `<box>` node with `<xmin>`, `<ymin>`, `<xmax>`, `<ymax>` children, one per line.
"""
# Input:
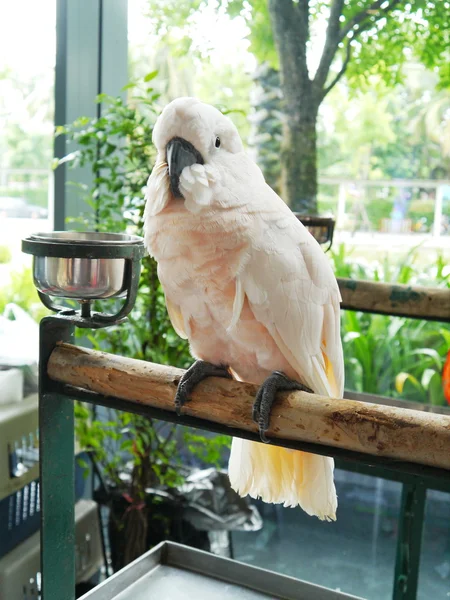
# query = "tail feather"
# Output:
<box><xmin>294</xmin><ymin>451</ymin><xmax>336</xmax><ymax>520</ymax></box>
<box><xmin>228</xmin><ymin>437</ymin><xmax>253</xmax><ymax>496</ymax></box>
<box><xmin>228</xmin><ymin>439</ymin><xmax>337</xmax><ymax>521</ymax></box>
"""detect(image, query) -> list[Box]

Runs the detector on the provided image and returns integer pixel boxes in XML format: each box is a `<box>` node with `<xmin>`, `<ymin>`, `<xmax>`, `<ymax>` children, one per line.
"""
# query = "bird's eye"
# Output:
<box><xmin>215</xmin><ymin>136</ymin><xmax>221</xmax><ymax>148</ymax></box>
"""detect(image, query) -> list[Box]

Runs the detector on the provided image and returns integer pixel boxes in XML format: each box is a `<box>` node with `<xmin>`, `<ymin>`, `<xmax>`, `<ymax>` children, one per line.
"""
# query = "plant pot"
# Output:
<box><xmin>96</xmin><ymin>487</ymin><xmax>210</xmax><ymax>572</ymax></box>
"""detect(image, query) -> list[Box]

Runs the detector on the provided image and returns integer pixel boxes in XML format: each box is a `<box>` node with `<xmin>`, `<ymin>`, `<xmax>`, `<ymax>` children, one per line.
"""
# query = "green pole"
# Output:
<box><xmin>393</xmin><ymin>482</ymin><xmax>427</xmax><ymax>600</ymax></box>
<box><xmin>39</xmin><ymin>317</ymin><xmax>75</xmax><ymax>600</ymax></box>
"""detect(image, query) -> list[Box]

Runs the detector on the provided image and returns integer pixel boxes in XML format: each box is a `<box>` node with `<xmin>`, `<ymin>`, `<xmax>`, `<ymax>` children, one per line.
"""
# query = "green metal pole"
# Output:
<box><xmin>393</xmin><ymin>482</ymin><xmax>427</xmax><ymax>600</ymax></box>
<box><xmin>39</xmin><ymin>317</ymin><xmax>75</xmax><ymax>600</ymax></box>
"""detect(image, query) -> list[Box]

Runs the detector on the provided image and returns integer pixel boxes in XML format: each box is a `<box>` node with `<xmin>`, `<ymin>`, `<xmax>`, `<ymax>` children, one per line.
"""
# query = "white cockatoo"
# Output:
<box><xmin>143</xmin><ymin>97</ymin><xmax>344</xmax><ymax>521</ymax></box>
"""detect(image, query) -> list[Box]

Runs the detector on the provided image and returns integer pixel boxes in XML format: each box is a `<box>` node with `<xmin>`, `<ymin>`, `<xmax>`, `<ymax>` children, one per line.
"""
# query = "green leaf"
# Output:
<box><xmin>428</xmin><ymin>372</ymin><xmax>446</xmax><ymax>406</ymax></box>
<box><xmin>396</xmin><ymin>372</ymin><xmax>422</xmax><ymax>394</ymax></box>
<box><xmin>410</xmin><ymin>348</ymin><xmax>442</xmax><ymax>370</ymax></box>
<box><xmin>439</xmin><ymin>327</ymin><xmax>450</xmax><ymax>346</ymax></box>
<box><xmin>421</xmin><ymin>368</ymin><xmax>437</xmax><ymax>389</ymax></box>
<box><xmin>96</xmin><ymin>93</ymin><xmax>109</xmax><ymax>103</ymax></box>
<box><xmin>122</xmin><ymin>81</ymin><xmax>138</xmax><ymax>91</ymax></box>
<box><xmin>143</xmin><ymin>70</ymin><xmax>158</xmax><ymax>83</ymax></box>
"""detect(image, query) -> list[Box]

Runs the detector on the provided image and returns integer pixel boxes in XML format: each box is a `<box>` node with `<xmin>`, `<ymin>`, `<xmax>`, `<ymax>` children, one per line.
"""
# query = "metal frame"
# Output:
<box><xmin>53</xmin><ymin>0</ymin><xmax>128</xmax><ymax>229</ymax></box>
<box><xmin>38</xmin><ymin>313</ymin><xmax>450</xmax><ymax>600</ymax></box>
<box><xmin>23</xmin><ymin>235</ymin><xmax>144</xmax><ymax>328</ymax></box>
<box><xmin>39</xmin><ymin>317</ymin><xmax>75</xmax><ymax>600</ymax></box>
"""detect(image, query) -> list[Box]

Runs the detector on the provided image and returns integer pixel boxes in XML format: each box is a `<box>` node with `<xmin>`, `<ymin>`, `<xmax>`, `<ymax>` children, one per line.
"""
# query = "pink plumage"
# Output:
<box><xmin>144</xmin><ymin>97</ymin><xmax>344</xmax><ymax>520</ymax></box>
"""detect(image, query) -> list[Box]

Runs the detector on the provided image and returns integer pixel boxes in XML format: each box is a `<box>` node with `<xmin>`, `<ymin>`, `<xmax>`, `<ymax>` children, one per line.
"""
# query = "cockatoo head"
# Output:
<box><xmin>151</xmin><ymin>97</ymin><xmax>243</xmax><ymax>200</ymax></box>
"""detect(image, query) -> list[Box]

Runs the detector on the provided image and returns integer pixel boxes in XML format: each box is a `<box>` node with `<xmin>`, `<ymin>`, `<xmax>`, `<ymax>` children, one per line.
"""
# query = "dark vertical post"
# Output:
<box><xmin>53</xmin><ymin>0</ymin><xmax>68</xmax><ymax>230</ymax></box>
<box><xmin>53</xmin><ymin>0</ymin><xmax>128</xmax><ymax>231</ymax></box>
<box><xmin>393</xmin><ymin>482</ymin><xmax>427</xmax><ymax>600</ymax></box>
<box><xmin>39</xmin><ymin>317</ymin><xmax>75</xmax><ymax>600</ymax></box>
<box><xmin>53</xmin><ymin>0</ymin><xmax>101</xmax><ymax>230</ymax></box>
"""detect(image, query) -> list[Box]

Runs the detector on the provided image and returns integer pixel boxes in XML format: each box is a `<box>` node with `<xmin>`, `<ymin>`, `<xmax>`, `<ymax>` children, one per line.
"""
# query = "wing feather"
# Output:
<box><xmin>227</xmin><ymin>276</ymin><xmax>244</xmax><ymax>332</ymax></box>
<box><xmin>241</xmin><ymin>208</ymin><xmax>344</xmax><ymax>399</ymax></box>
<box><xmin>166</xmin><ymin>297</ymin><xmax>188</xmax><ymax>340</ymax></box>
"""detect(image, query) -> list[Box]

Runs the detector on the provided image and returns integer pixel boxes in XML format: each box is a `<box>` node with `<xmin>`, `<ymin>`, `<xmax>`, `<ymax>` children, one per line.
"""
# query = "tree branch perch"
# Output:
<box><xmin>338</xmin><ymin>278</ymin><xmax>450</xmax><ymax>321</ymax></box>
<box><xmin>48</xmin><ymin>343</ymin><xmax>450</xmax><ymax>472</ymax></box>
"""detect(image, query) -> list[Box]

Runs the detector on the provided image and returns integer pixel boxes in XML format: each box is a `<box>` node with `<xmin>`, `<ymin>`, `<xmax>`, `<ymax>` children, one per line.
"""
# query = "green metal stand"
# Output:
<box><xmin>36</xmin><ymin>315</ymin><xmax>448</xmax><ymax>600</ymax></box>
<box><xmin>39</xmin><ymin>317</ymin><xmax>75</xmax><ymax>600</ymax></box>
<box><xmin>393</xmin><ymin>483</ymin><xmax>427</xmax><ymax>600</ymax></box>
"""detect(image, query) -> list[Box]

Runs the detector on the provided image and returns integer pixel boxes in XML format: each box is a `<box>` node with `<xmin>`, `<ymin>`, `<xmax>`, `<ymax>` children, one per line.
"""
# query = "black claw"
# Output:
<box><xmin>252</xmin><ymin>385</ymin><xmax>265</xmax><ymax>423</ymax></box>
<box><xmin>175</xmin><ymin>360</ymin><xmax>231</xmax><ymax>416</ymax></box>
<box><xmin>253</xmin><ymin>371</ymin><xmax>313</xmax><ymax>443</ymax></box>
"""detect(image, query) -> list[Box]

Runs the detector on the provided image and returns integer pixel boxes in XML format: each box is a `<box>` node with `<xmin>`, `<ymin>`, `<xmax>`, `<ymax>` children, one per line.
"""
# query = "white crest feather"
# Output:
<box><xmin>180</xmin><ymin>164</ymin><xmax>216</xmax><ymax>214</ymax></box>
<box><xmin>144</xmin><ymin>161</ymin><xmax>170</xmax><ymax>217</ymax></box>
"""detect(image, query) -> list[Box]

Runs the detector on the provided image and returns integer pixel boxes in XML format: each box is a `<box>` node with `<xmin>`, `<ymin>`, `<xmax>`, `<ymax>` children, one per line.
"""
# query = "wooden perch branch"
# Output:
<box><xmin>338</xmin><ymin>278</ymin><xmax>450</xmax><ymax>322</ymax></box>
<box><xmin>48</xmin><ymin>343</ymin><xmax>450</xmax><ymax>471</ymax></box>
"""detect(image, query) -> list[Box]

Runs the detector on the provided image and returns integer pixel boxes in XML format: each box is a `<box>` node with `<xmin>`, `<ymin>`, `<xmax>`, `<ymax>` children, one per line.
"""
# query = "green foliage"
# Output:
<box><xmin>319</xmin><ymin>71</ymin><xmax>450</xmax><ymax>185</ymax></box>
<box><xmin>184</xmin><ymin>1</ymin><xmax>450</xmax><ymax>92</ymax></box>
<box><xmin>338</xmin><ymin>1</ymin><xmax>450</xmax><ymax>92</ymax></box>
<box><xmin>0</xmin><ymin>246</ymin><xmax>12</xmax><ymax>264</ymax></box>
<box><xmin>407</xmin><ymin>198</ymin><xmax>435</xmax><ymax>232</ymax></box>
<box><xmin>6</xmin><ymin>123</ymin><xmax>53</xmax><ymax>170</ymax></box>
<box><xmin>184</xmin><ymin>432</ymin><xmax>233</xmax><ymax>466</ymax></box>
<box><xmin>1</xmin><ymin>65</ymin><xmax>54</xmax><ymax>172</ymax></box>
<box><xmin>145</xmin><ymin>0</ymin><xmax>449</xmax><ymax>89</ymax></box>
<box><xmin>74</xmin><ymin>403</ymin><xmax>185</xmax><ymax>496</ymax></box>
<box><xmin>58</xmin><ymin>77</ymin><xmax>230</xmax><ymax>496</ymax></box>
<box><xmin>142</xmin><ymin>0</ymin><xmax>448</xmax><ymax>214</ymax></box>
<box><xmin>364</xmin><ymin>195</ymin><xmax>394</xmax><ymax>231</ymax></box>
<box><xmin>0</xmin><ymin>267</ymin><xmax>49</xmax><ymax>322</ymax></box>
<box><xmin>331</xmin><ymin>244</ymin><xmax>450</xmax><ymax>405</ymax></box>
<box><xmin>244</xmin><ymin>0</ymin><xmax>277</xmax><ymax>67</ymax></box>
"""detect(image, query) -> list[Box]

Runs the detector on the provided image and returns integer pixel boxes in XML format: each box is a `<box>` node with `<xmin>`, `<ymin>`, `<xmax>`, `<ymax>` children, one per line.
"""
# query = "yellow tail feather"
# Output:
<box><xmin>228</xmin><ymin>438</ymin><xmax>337</xmax><ymax>521</ymax></box>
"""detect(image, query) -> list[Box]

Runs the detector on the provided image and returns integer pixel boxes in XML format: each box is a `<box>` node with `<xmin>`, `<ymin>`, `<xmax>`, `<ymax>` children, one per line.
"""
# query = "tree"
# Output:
<box><xmin>147</xmin><ymin>0</ymin><xmax>449</xmax><ymax>213</ymax></box>
<box><xmin>264</xmin><ymin>0</ymin><xmax>449</xmax><ymax>212</ymax></box>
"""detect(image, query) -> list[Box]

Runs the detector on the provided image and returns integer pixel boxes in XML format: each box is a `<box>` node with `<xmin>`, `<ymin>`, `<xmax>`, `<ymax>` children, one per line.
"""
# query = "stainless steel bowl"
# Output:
<box><xmin>33</xmin><ymin>256</ymin><xmax>127</xmax><ymax>299</ymax></box>
<box><xmin>28</xmin><ymin>231</ymin><xmax>142</xmax><ymax>245</ymax></box>
<box><xmin>28</xmin><ymin>232</ymin><xmax>142</xmax><ymax>300</ymax></box>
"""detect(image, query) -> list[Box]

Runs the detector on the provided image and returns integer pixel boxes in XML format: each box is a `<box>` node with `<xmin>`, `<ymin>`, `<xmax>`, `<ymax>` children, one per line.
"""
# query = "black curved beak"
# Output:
<box><xmin>166</xmin><ymin>137</ymin><xmax>204</xmax><ymax>198</ymax></box>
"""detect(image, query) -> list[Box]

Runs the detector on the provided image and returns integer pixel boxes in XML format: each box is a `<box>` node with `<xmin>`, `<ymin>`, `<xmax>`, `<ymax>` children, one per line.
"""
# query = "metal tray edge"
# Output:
<box><xmin>79</xmin><ymin>541</ymin><xmax>365</xmax><ymax>600</ymax></box>
<box><xmin>163</xmin><ymin>541</ymin><xmax>364</xmax><ymax>600</ymax></box>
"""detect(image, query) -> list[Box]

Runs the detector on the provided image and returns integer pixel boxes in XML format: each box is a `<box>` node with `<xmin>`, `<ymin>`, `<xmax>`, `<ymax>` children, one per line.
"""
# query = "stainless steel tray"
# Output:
<box><xmin>79</xmin><ymin>541</ymin><xmax>364</xmax><ymax>600</ymax></box>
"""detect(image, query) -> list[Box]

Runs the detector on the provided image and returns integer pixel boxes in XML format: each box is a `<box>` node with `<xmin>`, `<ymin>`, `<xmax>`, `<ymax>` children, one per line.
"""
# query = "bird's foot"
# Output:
<box><xmin>175</xmin><ymin>360</ymin><xmax>231</xmax><ymax>416</ymax></box>
<box><xmin>253</xmin><ymin>371</ymin><xmax>313</xmax><ymax>443</ymax></box>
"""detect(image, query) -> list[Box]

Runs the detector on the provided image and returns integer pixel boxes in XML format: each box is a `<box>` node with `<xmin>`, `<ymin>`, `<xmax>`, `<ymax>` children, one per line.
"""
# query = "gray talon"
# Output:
<box><xmin>253</xmin><ymin>371</ymin><xmax>313</xmax><ymax>443</ymax></box>
<box><xmin>175</xmin><ymin>360</ymin><xmax>231</xmax><ymax>415</ymax></box>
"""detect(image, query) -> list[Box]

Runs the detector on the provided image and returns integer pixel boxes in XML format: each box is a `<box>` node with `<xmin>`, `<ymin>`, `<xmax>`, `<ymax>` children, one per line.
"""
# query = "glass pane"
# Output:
<box><xmin>341</xmin><ymin>312</ymin><xmax>450</xmax><ymax>407</ymax></box>
<box><xmin>418</xmin><ymin>489</ymin><xmax>450</xmax><ymax>599</ymax></box>
<box><xmin>128</xmin><ymin>0</ymin><xmax>450</xmax><ymax>411</ymax></box>
<box><xmin>232</xmin><ymin>469</ymin><xmax>402</xmax><ymax>599</ymax></box>
<box><xmin>0</xmin><ymin>1</ymin><xmax>55</xmax><ymax>318</ymax></box>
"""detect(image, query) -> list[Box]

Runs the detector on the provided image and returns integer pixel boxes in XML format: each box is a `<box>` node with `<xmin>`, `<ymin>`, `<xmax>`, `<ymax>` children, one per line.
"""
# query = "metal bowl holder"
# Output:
<box><xmin>22</xmin><ymin>237</ymin><xmax>145</xmax><ymax>329</ymax></box>
<box><xmin>294</xmin><ymin>214</ymin><xmax>335</xmax><ymax>252</ymax></box>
